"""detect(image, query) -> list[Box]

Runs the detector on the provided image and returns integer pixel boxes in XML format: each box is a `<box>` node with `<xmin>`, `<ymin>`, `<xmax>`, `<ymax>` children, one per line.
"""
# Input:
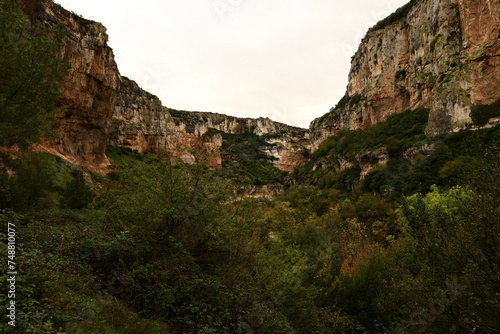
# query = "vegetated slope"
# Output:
<box><xmin>1</xmin><ymin>0</ymin><xmax>499</xmax><ymax>333</ymax></box>
<box><xmin>296</xmin><ymin>104</ymin><xmax>499</xmax><ymax>196</ymax></box>
<box><xmin>2</xmin><ymin>120</ymin><xmax>498</xmax><ymax>333</ymax></box>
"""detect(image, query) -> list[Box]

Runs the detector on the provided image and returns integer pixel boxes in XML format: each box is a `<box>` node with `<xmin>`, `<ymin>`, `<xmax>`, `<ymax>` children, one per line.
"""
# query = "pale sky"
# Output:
<box><xmin>55</xmin><ymin>0</ymin><xmax>409</xmax><ymax>128</ymax></box>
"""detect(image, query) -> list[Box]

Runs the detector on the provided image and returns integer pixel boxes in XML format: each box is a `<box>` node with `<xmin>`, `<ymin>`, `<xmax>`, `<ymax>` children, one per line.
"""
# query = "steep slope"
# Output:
<box><xmin>310</xmin><ymin>0</ymin><xmax>500</xmax><ymax>151</ymax></box>
<box><xmin>109</xmin><ymin>77</ymin><xmax>223</xmax><ymax>168</ymax></box>
<box><xmin>26</xmin><ymin>0</ymin><xmax>120</xmax><ymax>168</ymax></box>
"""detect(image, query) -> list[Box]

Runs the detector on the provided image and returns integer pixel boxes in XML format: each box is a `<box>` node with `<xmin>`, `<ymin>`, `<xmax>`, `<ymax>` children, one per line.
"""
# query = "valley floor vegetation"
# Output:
<box><xmin>1</xmin><ymin>0</ymin><xmax>499</xmax><ymax>332</ymax></box>
<box><xmin>1</xmin><ymin>116</ymin><xmax>499</xmax><ymax>333</ymax></box>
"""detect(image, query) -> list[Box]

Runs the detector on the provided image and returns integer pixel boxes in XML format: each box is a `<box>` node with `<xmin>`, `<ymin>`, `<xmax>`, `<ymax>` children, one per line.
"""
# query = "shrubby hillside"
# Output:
<box><xmin>1</xmin><ymin>0</ymin><xmax>499</xmax><ymax>333</ymax></box>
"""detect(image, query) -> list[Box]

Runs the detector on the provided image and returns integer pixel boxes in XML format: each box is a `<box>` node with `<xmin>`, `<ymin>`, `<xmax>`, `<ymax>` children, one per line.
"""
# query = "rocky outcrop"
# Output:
<box><xmin>311</xmin><ymin>147</ymin><xmax>390</xmax><ymax>179</ymax></box>
<box><xmin>241</xmin><ymin>184</ymin><xmax>285</xmax><ymax>199</ymax></box>
<box><xmin>110</xmin><ymin>77</ymin><xmax>222</xmax><ymax>168</ymax></box>
<box><xmin>174</xmin><ymin>111</ymin><xmax>310</xmax><ymax>171</ymax></box>
<box><xmin>311</xmin><ymin>0</ymin><xmax>500</xmax><ymax>151</ymax></box>
<box><xmin>28</xmin><ymin>0</ymin><xmax>120</xmax><ymax>169</ymax></box>
<box><xmin>261</xmin><ymin>138</ymin><xmax>310</xmax><ymax>173</ymax></box>
<box><xmin>23</xmin><ymin>0</ymin><xmax>309</xmax><ymax>172</ymax></box>
<box><xmin>110</xmin><ymin>77</ymin><xmax>310</xmax><ymax>171</ymax></box>
<box><xmin>356</xmin><ymin>148</ymin><xmax>390</xmax><ymax>178</ymax></box>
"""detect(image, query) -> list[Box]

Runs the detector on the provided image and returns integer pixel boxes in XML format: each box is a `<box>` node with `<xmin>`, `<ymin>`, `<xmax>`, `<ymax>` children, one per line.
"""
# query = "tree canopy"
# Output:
<box><xmin>0</xmin><ymin>0</ymin><xmax>67</xmax><ymax>148</ymax></box>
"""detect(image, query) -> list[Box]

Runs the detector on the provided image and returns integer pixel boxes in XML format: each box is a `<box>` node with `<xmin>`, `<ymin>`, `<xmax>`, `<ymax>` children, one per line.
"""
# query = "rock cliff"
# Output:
<box><xmin>167</xmin><ymin>109</ymin><xmax>310</xmax><ymax>172</ymax></box>
<box><xmin>109</xmin><ymin>77</ymin><xmax>223</xmax><ymax>168</ymax></box>
<box><xmin>110</xmin><ymin>77</ymin><xmax>310</xmax><ymax>171</ymax></box>
<box><xmin>24</xmin><ymin>0</ymin><xmax>309</xmax><ymax>172</ymax></box>
<box><xmin>27</xmin><ymin>0</ymin><xmax>120</xmax><ymax>168</ymax></box>
<box><xmin>310</xmin><ymin>0</ymin><xmax>500</xmax><ymax>151</ymax></box>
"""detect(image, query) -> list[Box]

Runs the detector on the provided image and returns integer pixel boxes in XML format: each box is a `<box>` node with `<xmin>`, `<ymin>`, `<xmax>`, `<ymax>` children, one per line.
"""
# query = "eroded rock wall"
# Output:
<box><xmin>311</xmin><ymin>0</ymin><xmax>500</xmax><ymax>151</ymax></box>
<box><xmin>30</xmin><ymin>0</ymin><xmax>120</xmax><ymax>169</ymax></box>
<box><xmin>26</xmin><ymin>0</ymin><xmax>309</xmax><ymax>172</ymax></box>
<box><xmin>110</xmin><ymin>77</ymin><xmax>223</xmax><ymax>168</ymax></box>
<box><xmin>110</xmin><ymin>77</ymin><xmax>310</xmax><ymax>171</ymax></box>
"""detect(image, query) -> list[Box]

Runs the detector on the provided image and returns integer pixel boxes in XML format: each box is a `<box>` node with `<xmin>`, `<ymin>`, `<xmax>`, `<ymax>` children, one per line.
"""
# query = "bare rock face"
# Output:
<box><xmin>25</xmin><ymin>0</ymin><xmax>309</xmax><ymax>172</ymax></box>
<box><xmin>110</xmin><ymin>77</ymin><xmax>310</xmax><ymax>171</ymax></box>
<box><xmin>310</xmin><ymin>0</ymin><xmax>500</xmax><ymax>151</ymax></box>
<box><xmin>110</xmin><ymin>77</ymin><xmax>222</xmax><ymax>168</ymax></box>
<box><xmin>261</xmin><ymin>138</ymin><xmax>310</xmax><ymax>173</ymax></box>
<box><xmin>184</xmin><ymin>112</ymin><xmax>311</xmax><ymax>171</ymax></box>
<box><xmin>30</xmin><ymin>0</ymin><xmax>120</xmax><ymax>169</ymax></box>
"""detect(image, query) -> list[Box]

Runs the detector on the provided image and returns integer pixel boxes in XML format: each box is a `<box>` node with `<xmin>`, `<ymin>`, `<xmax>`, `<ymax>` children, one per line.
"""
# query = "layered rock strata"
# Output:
<box><xmin>109</xmin><ymin>77</ymin><xmax>223</xmax><ymax>168</ymax></box>
<box><xmin>310</xmin><ymin>0</ymin><xmax>500</xmax><ymax>151</ymax></box>
<box><xmin>23</xmin><ymin>0</ymin><xmax>309</xmax><ymax>172</ymax></box>
<box><xmin>111</xmin><ymin>77</ymin><xmax>310</xmax><ymax>171</ymax></box>
<box><xmin>28</xmin><ymin>0</ymin><xmax>120</xmax><ymax>168</ymax></box>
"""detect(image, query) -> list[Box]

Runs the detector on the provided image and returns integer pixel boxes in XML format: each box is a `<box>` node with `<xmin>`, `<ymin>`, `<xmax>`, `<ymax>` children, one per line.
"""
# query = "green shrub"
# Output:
<box><xmin>367</xmin><ymin>0</ymin><xmax>417</xmax><ymax>34</ymax></box>
<box><xmin>312</xmin><ymin>108</ymin><xmax>429</xmax><ymax>161</ymax></box>
<box><xmin>0</xmin><ymin>0</ymin><xmax>68</xmax><ymax>148</ymax></box>
<box><xmin>218</xmin><ymin>159</ymin><xmax>286</xmax><ymax>186</ymax></box>
<box><xmin>470</xmin><ymin>99</ymin><xmax>500</xmax><ymax>126</ymax></box>
<box><xmin>61</xmin><ymin>170</ymin><xmax>94</xmax><ymax>209</ymax></box>
<box><xmin>221</xmin><ymin>131</ymin><xmax>274</xmax><ymax>161</ymax></box>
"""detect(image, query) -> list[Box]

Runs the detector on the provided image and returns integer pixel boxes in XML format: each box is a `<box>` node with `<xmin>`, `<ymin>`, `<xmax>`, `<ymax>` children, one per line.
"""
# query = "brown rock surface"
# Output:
<box><xmin>23</xmin><ymin>0</ymin><xmax>309</xmax><ymax>172</ymax></box>
<box><xmin>29</xmin><ymin>0</ymin><xmax>120</xmax><ymax>169</ymax></box>
<box><xmin>110</xmin><ymin>77</ymin><xmax>223</xmax><ymax>168</ymax></box>
<box><xmin>110</xmin><ymin>77</ymin><xmax>310</xmax><ymax>171</ymax></box>
<box><xmin>311</xmin><ymin>0</ymin><xmax>500</xmax><ymax>151</ymax></box>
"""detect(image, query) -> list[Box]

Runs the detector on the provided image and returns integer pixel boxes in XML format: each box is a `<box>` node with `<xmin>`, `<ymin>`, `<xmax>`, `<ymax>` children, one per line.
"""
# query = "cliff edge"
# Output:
<box><xmin>310</xmin><ymin>0</ymin><xmax>499</xmax><ymax>151</ymax></box>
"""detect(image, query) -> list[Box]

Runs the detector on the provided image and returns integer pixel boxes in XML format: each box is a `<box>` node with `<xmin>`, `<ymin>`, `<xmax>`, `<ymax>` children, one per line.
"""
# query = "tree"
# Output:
<box><xmin>0</xmin><ymin>0</ymin><xmax>67</xmax><ymax>148</ymax></box>
<box><xmin>62</xmin><ymin>170</ymin><xmax>94</xmax><ymax>209</ymax></box>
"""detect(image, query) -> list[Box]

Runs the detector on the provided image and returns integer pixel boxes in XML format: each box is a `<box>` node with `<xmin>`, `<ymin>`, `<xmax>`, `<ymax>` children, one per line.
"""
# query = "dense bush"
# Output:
<box><xmin>367</xmin><ymin>0</ymin><xmax>417</xmax><ymax>34</ymax></box>
<box><xmin>1</xmin><ymin>132</ymin><xmax>497</xmax><ymax>332</ymax></box>
<box><xmin>216</xmin><ymin>131</ymin><xmax>287</xmax><ymax>186</ymax></box>
<box><xmin>0</xmin><ymin>0</ymin><xmax>68</xmax><ymax>148</ymax></box>
<box><xmin>470</xmin><ymin>99</ymin><xmax>500</xmax><ymax>126</ymax></box>
<box><xmin>0</xmin><ymin>152</ymin><xmax>76</xmax><ymax>211</ymax></box>
<box><xmin>311</xmin><ymin>108</ymin><xmax>429</xmax><ymax>161</ymax></box>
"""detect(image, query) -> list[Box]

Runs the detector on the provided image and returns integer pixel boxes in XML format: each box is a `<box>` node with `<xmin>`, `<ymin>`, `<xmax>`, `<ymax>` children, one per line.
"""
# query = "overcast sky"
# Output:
<box><xmin>55</xmin><ymin>0</ymin><xmax>409</xmax><ymax>128</ymax></box>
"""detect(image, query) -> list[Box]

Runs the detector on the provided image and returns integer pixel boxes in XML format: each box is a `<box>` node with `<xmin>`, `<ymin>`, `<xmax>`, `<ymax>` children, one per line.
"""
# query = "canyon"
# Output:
<box><xmin>25</xmin><ymin>0</ymin><xmax>309</xmax><ymax>172</ymax></box>
<box><xmin>24</xmin><ymin>0</ymin><xmax>500</xmax><ymax>173</ymax></box>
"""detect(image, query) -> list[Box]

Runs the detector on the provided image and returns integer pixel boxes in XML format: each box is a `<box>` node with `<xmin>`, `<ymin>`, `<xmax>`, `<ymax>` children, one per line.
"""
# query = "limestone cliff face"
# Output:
<box><xmin>109</xmin><ymin>77</ymin><xmax>222</xmax><ymax>168</ymax></box>
<box><xmin>175</xmin><ymin>111</ymin><xmax>310</xmax><ymax>172</ymax></box>
<box><xmin>24</xmin><ymin>0</ymin><xmax>309</xmax><ymax>172</ymax></box>
<box><xmin>29</xmin><ymin>0</ymin><xmax>120</xmax><ymax>168</ymax></box>
<box><xmin>310</xmin><ymin>0</ymin><xmax>500</xmax><ymax>151</ymax></box>
<box><xmin>110</xmin><ymin>77</ymin><xmax>310</xmax><ymax>171</ymax></box>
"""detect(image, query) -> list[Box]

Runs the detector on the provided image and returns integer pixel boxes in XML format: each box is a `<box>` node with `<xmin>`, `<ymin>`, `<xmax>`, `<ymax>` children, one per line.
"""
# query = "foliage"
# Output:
<box><xmin>316</xmin><ymin>93</ymin><xmax>364</xmax><ymax>124</ymax></box>
<box><xmin>367</xmin><ymin>0</ymin><xmax>417</xmax><ymax>34</ymax></box>
<box><xmin>168</xmin><ymin>108</ymin><xmax>191</xmax><ymax>120</ymax></box>
<box><xmin>470</xmin><ymin>99</ymin><xmax>500</xmax><ymax>126</ymax></box>
<box><xmin>399</xmin><ymin>186</ymin><xmax>500</xmax><ymax>332</ymax></box>
<box><xmin>61</xmin><ymin>170</ymin><xmax>94</xmax><ymax>209</ymax></box>
<box><xmin>311</xmin><ymin>108</ymin><xmax>429</xmax><ymax>161</ymax></box>
<box><xmin>221</xmin><ymin>131</ymin><xmax>274</xmax><ymax>161</ymax></box>
<box><xmin>334</xmin><ymin>93</ymin><xmax>363</xmax><ymax>111</ymax></box>
<box><xmin>301</xmin><ymin>108</ymin><xmax>500</xmax><ymax>199</ymax></box>
<box><xmin>0</xmin><ymin>0</ymin><xmax>68</xmax><ymax>148</ymax></box>
<box><xmin>216</xmin><ymin>131</ymin><xmax>287</xmax><ymax>186</ymax></box>
<box><xmin>2</xmin><ymin>136</ymin><xmax>498</xmax><ymax>333</ymax></box>
<box><xmin>0</xmin><ymin>152</ymin><xmax>76</xmax><ymax>211</ymax></box>
<box><xmin>218</xmin><ymin>159</ymin><xmax>286</xmax><ymax>186</ymax></box>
